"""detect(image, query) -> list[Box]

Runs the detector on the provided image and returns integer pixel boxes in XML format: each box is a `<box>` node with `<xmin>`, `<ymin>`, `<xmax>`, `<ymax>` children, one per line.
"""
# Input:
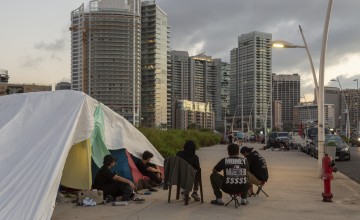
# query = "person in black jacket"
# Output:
<box><xmin>93</xmin><ymin>155</ymin><xmax>145</xmax><ymax>202</ymax></box>
<box><xmin>135</xmin><ymin>151</ymin><xmax>163</xmax><ymax>185</ymax></box>
<box><xmin>176</xmin><ymin>140</ymin><xmax>201</xmax><ymax>201</ymax></box>
<box><xmin>210</xmin><ymin>143</ymin><xmax>249</xmax><ymax>206</ymax></box>
<box><xmin>240</xmin><ymin>146</ymin><xmax>269</xmax><ymax>195</ymax></box>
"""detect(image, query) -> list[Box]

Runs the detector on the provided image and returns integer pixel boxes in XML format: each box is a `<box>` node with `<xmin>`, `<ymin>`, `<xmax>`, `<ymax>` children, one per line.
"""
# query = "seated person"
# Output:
<box><xmin>135</xmin><ymin>151</ymin><xmax>163</xmax><ymax>185</ymax></box>
<box><xmin>92</xmin><ymin>154</ymin><xmax>144</xmax><ymax>202</ymax></box>
<box><xmin>210</xmin><ymin>143</ymin><xmax>249</xmax><ymax>206</ymax></box>
<box><xmin>176</xmin><ymin>140</ymin><xmax>201</xmax><ymax>202</ymax></box>
<box><xmin>240</xmin><ymin>146</ymin><xmax>269</xmax><ymax>195</ymax></box>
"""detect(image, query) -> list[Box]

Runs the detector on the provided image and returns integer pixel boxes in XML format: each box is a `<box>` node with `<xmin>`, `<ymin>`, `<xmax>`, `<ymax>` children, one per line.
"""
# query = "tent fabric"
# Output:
<box><xmin>91</xmin><ymin>105</ymin><xmax>111</xmax><ymax>168</ymax></box>
<box><xmin>110</xmin><ymin>149</ymin><xmax>133</xmax><ymax>182</ymax></box>
<box><xmin>126</xmin><ymin>151</ymin><xmax>144</xmax><ymax>184</ymax></box>
<box><xmin>0</xmin><ymin>90</ymin><xmax>164</xmax><ymax>220</ymax></box>
<box><xmin>61</xmin><ymin>139</ymin><xmax>92</xmax><ymax>189</ymax></box>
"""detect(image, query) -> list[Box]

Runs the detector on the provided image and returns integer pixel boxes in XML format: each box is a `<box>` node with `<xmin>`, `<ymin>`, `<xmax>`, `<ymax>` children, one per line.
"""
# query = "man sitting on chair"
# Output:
<box><xmin>210</xmin><ymin>143</ymin><xmax>249</xmax><ymax>206</ymax></box>
<box><xmin>176</xmin><ymin>140</ymin><xmax>201</xmax><ymax>201</ymax></box>
<box><xmin>240</xmin><ymin>146</ymin><xmax>269</xmax><ymax>196</ymax></box>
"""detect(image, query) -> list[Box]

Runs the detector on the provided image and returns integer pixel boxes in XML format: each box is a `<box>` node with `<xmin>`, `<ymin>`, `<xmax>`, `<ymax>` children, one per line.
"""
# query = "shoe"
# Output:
<box><xmin>181</xmin><ymin>193</ymin><xmax>191</xmax><ymax>201</ymax></box>
<box><xmin>191</xmin><ymin>192</ymin><xmax>201</xmax><ymax>202</ymax></box>
<box><xmin>210</xmin><ymin>200</ymin><xmax>224</xmax><ymax>206</ymax></box>
<box><xmin>149</xmin><ymin>188</ymin><xmax>158</xmax><ymax>192</ymax></box>
<box><xmin>132</xmin><ymin>196</ymin><xmax>145</xmax><ymax>203</ymax></box>
<box><xmin>241</xmin><ymin>198</ymin><xmax>249</xmax><ymax>205</ymax></box>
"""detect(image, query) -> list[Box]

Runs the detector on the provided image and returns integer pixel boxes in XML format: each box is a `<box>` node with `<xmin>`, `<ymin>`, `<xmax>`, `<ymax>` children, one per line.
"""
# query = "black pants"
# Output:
<box><xmin>145</xmin><ymin>163</ymin><xmax>162</xmax><ymax>184</ymax></box>
<box><xmin>101</xmin><ymin>182</ymin><xmax>133</xmax><ymax>201</ymax></box>
<box><xmin>210</xmin><ymin>172</ymin><xmax>247</xmax><ymax>199</ymax></box>
<box><xmin>144</xmin><ymin>171</ymin><xmax>162</xmax><ymax>184</ymax></box>
<box><xmin>193</xmin><ymin>171</ymin><xmax>200</xmax><ymax>191</ymax></box>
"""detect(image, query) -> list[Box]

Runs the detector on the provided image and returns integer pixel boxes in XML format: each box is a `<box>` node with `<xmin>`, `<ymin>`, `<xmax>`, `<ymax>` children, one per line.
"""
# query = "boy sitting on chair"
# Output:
<box><xmin>210</xmin><ymin>143</ymin><xmax>249</xmax><ymax>206</ymax></box>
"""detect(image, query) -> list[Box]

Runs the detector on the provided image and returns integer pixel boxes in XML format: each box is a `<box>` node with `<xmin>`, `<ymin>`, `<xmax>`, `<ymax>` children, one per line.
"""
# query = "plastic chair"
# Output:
<box><xmin>163</xmin><ymin>156</ymin><xmax>203</xmax><ymax>205</ymax></box>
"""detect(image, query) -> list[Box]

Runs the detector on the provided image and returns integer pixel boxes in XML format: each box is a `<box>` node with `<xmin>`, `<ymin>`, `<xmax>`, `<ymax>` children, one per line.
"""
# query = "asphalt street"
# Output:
<box><xmin>336</xmin><ymin>146</ymin><xmax>360</xmax><ymax>184</ymax></box>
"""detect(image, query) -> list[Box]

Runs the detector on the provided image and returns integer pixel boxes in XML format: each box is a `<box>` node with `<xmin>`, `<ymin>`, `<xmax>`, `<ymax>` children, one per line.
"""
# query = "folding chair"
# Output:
<box><xmin>254</xmin><ymin>181</ymin><xmax>269</xmax><ymax>197</ymax></box>
<box><xmin>225</xmin><ymin>193</ymin><xmax>242</xmax><ymax>208</ymax></box>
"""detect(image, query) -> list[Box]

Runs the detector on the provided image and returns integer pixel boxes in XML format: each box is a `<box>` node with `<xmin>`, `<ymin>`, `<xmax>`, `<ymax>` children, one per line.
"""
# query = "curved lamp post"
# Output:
<box><xmin>271</xmin><ymin>0</ymin><xmax>334</xmax><ymax>177</ymax></box>
<box><xmin>354</xmin><ymin>79</ymin><xmax>359</xmax><ymax>132</ymax></box>
<box><xmin>270</xmin><ymin>30</ymin><xmax>319</xmax><ymax>101</ymax></box>
<box><xmin>331</xmin><ymin>77</ymin><xmax>350</xmax><ymax>139</ymax></box>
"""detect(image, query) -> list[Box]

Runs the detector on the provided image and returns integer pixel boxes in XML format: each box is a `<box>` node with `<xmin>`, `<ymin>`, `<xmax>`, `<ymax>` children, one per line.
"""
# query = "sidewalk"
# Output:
<box><xmin>52</xmin><ymin>143</ymin><xmax>360</xmax><ymax>220</ymax></box>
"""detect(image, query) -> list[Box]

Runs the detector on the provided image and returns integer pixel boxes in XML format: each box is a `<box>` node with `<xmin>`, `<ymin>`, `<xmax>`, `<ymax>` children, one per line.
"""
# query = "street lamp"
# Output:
<box><xmin>354</xmin><ymin>79</ymin><xmax>359</xmax><ymax>132</ymax></box>
<box><xmin>271</xmin><ymin>25</ymin><xmax>319</xmax><ymax>101</ymax></box>
<box><xmin>273</xmin><ymin>0</ymin><xmax>334</xmax><ymax>177</ymax></box>
<box><xmin>331</xmin><ymin>77</ymin><xmax>350</xmax><ymax>140</ymax></box>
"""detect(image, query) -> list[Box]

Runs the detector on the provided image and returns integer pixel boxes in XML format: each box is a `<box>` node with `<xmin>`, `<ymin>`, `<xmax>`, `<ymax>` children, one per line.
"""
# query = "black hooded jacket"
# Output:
<box><xmin>176</xmin><ymin>142</ymin><xmax>200</xmax><ymax>172</ymax></box>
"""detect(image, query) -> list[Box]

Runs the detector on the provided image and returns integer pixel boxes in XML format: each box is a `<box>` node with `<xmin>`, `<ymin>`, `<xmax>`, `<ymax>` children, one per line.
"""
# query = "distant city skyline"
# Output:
<box><xmin>1</xmin><ymin>0</ymin><xmax>360</xmax><ymax>102</ymax></box>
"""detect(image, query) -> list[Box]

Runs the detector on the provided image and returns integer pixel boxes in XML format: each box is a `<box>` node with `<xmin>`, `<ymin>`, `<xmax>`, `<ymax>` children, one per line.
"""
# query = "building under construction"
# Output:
<box><xmin>71</xmin><ymin>0</ymin><xmax>141</xmax><ymax>126</ymax></box>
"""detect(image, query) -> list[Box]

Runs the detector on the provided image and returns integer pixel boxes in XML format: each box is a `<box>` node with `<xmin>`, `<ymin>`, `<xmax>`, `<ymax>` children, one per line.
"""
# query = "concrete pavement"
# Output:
<box><xmin>52</xmin><ymin>143</ymin><xmax>360</xmax><ymax>220</ymax></box>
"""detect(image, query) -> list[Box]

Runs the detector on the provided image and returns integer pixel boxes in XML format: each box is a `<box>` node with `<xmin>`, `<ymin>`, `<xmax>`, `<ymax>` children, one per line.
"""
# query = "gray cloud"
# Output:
<box><xmin>157</xmin><ymin>0</ymin><xmax>360</xmax><ymax>97</ymax></box>
<box><xmin>19</xmin><ymin>55</ymin><xmax>44</xmax><ymax>68</ymax></box>
<box><xmin>34</xmin><ymin>37</ymin><xmax>66</xmax><ymax>52</ymax></box>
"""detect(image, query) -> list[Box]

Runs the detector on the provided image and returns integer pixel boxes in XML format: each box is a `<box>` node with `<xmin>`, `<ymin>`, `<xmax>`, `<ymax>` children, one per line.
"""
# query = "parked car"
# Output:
<box><xmin>349</xmin><ymin>135</ymin><xmax>360</xmax><ymax>147</ymax></box>
<box><xmin>304</xmin><ymin>127</ymin><xmax>330</xmax><ymax>154</ymax></box>
<box><xmin>266</xmin><ymin>132</ymin><xmax>291</xmax><ymax>149</ymax></box>
<box><xmin>309</xmin><ymin>134</ymin><xmax>350</xmax><ymax>161</ymax></box>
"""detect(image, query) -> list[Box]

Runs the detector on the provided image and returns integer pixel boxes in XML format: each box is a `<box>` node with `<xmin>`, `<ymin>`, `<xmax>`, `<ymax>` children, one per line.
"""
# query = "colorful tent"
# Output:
<box><xmin>0</xmin><ymin>91</ymin><xmax>164</xmax><ymax>220</ymax></box>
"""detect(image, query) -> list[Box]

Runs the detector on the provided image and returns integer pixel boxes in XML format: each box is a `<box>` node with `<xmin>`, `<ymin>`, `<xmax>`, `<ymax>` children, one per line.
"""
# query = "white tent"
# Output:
<box><xmin>0</xmin><ymin>91</ymin><xmax>164</xmax><ymax>220</ymax></box>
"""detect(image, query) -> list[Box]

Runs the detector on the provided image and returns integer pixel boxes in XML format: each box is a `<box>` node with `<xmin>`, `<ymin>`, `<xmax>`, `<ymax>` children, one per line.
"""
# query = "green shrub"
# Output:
<box><xmin>138</xmin><ymin>127</ymin><xmax>221</xmax><ymax>157</ymax></box>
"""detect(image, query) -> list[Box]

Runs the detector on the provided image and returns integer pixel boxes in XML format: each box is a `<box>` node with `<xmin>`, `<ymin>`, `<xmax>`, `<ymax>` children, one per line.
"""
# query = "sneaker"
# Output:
<box><xmin>132</xmin><ymin>196</ymin><xmax>145</xmax><ymax>203</ymax></box>
<box><xmin>241</xmin><ymin>198</ymin><xmax>249</xmax><ymax>205</ymax></box>
<box><xmin>210</xmin><ymin>199</ymin><xmax>224</xmax><ymax>206</ymax></box>
<box><xmin>191</xmin><ymin>192</ymin><xmax>201</xmax><ymax>202</ymax></box>
<box><xmin>181</xmin><ymin>193</ymin><xmax>191</xmax><ymax>201</ymax></box>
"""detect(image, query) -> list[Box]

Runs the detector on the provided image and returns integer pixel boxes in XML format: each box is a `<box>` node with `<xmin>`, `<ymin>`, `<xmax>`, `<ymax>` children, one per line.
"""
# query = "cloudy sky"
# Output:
<box><xmin>1</xmin><ymin>0</ymin><xmax>359</xmax><ymax>101</ymax></box>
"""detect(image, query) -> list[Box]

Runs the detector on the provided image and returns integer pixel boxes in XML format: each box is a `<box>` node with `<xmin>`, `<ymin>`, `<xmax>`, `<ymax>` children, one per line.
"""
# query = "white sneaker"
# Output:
<box><xmin>241</xmin><ymin>198</ymin><xmax>249</xmax><ymax>205</ymax></box>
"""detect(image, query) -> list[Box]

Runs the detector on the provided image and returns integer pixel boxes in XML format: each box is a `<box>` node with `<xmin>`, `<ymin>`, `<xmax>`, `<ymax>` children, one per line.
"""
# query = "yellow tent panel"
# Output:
<box><xmin>61</xmin><ymin>139</ymin><xmax>92</xmax><ymax>189</ymax></box>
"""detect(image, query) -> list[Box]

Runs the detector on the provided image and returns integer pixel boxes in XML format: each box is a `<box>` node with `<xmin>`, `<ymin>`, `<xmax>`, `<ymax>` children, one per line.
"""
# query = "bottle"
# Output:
<box><xmin>112</xmin><ymin>201</ymin><xmax>128</xmax><ymax>206</ymax></box>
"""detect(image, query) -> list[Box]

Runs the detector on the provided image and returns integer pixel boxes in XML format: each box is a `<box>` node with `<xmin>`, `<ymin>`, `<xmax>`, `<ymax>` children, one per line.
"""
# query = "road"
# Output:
<box><xmin>336</xmin><ymin>146</ymin><xmax>360</xmax><ymax>184</ymax></box>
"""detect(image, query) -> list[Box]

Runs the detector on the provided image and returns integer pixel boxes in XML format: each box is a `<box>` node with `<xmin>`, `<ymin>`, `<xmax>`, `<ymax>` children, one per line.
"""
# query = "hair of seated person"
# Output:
<box><xmin>227</xmin><ymin>143</ymin><xmax>239</xmax><ymax>156</ymax></box>
<box><xmin>142</xmin><ymin>150</ymin><xmax>154</xmax><ymax>160</ymax></box>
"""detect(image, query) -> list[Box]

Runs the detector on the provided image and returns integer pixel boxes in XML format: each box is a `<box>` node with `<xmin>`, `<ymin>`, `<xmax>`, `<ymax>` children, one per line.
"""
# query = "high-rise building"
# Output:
<box><xmin>189</xmin><ymin>54</ymin><xmax>221</xmax><ymax>127</ymax></box>
<box><xmin>272</xmin><ymin>100</ymin><xmax>283</xmax><ymax>131</ymax></box>
<box><xmin>230</xmin><ymin>31</ymin><xmax>272</xmax><ymax>131</ymax></box>
<box><xmin>168</xmin><ymin>51</ymin><xmax>190</xmax><ymax>128</ymax></box>
<box><xmin>272</xmin><ymin>73</ymin><xmax>300</xmax><ymax>131</ymax></box>
<box><xmin>175</xmin><ymin>100</ymin><xmax>215</xmax><ymax>130</ymax></box>
<box><xmin>322</xmin><ymin>86</ymin><xmax>341</xmax><ymax>128</ymax></box>
<box><xmin>70</xmin><ymin>0</ymin><xmax>141</xmax><ymax>126</ymax></box>
<box><xmin>55</xmin><ymin>82</ymin><xmax>71</xmax><ymax>90</ymax></box>
<box><xmin>220</xmin><ymin>61</ymin><xmax>231</xmax><ymax>131</ymax></box>
<box><xmin>167</xmin><ymin>51</ymin><xmax>225</xmax><ymax>129</ymax></box>
<box><xmin>0</xmin><ymin>69</ymin><xmax>9</xmax><ymax>83</ymax></box>
<box><xmin>293</xmin><ymin>103</ymin><xmax>335</xmax><ymax>129</ymax></box>
<box><xmin>141</xmin><ymin>1</ymin><xmax>168</xmax><ymax>128</ymax></box>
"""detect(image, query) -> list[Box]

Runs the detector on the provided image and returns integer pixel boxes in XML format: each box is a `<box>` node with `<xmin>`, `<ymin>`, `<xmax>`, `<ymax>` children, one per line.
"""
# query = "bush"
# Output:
<box><xmin>138</xmin><ymin>127</ymin><xmax>222</xmax><ymax>157</ymax></box>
